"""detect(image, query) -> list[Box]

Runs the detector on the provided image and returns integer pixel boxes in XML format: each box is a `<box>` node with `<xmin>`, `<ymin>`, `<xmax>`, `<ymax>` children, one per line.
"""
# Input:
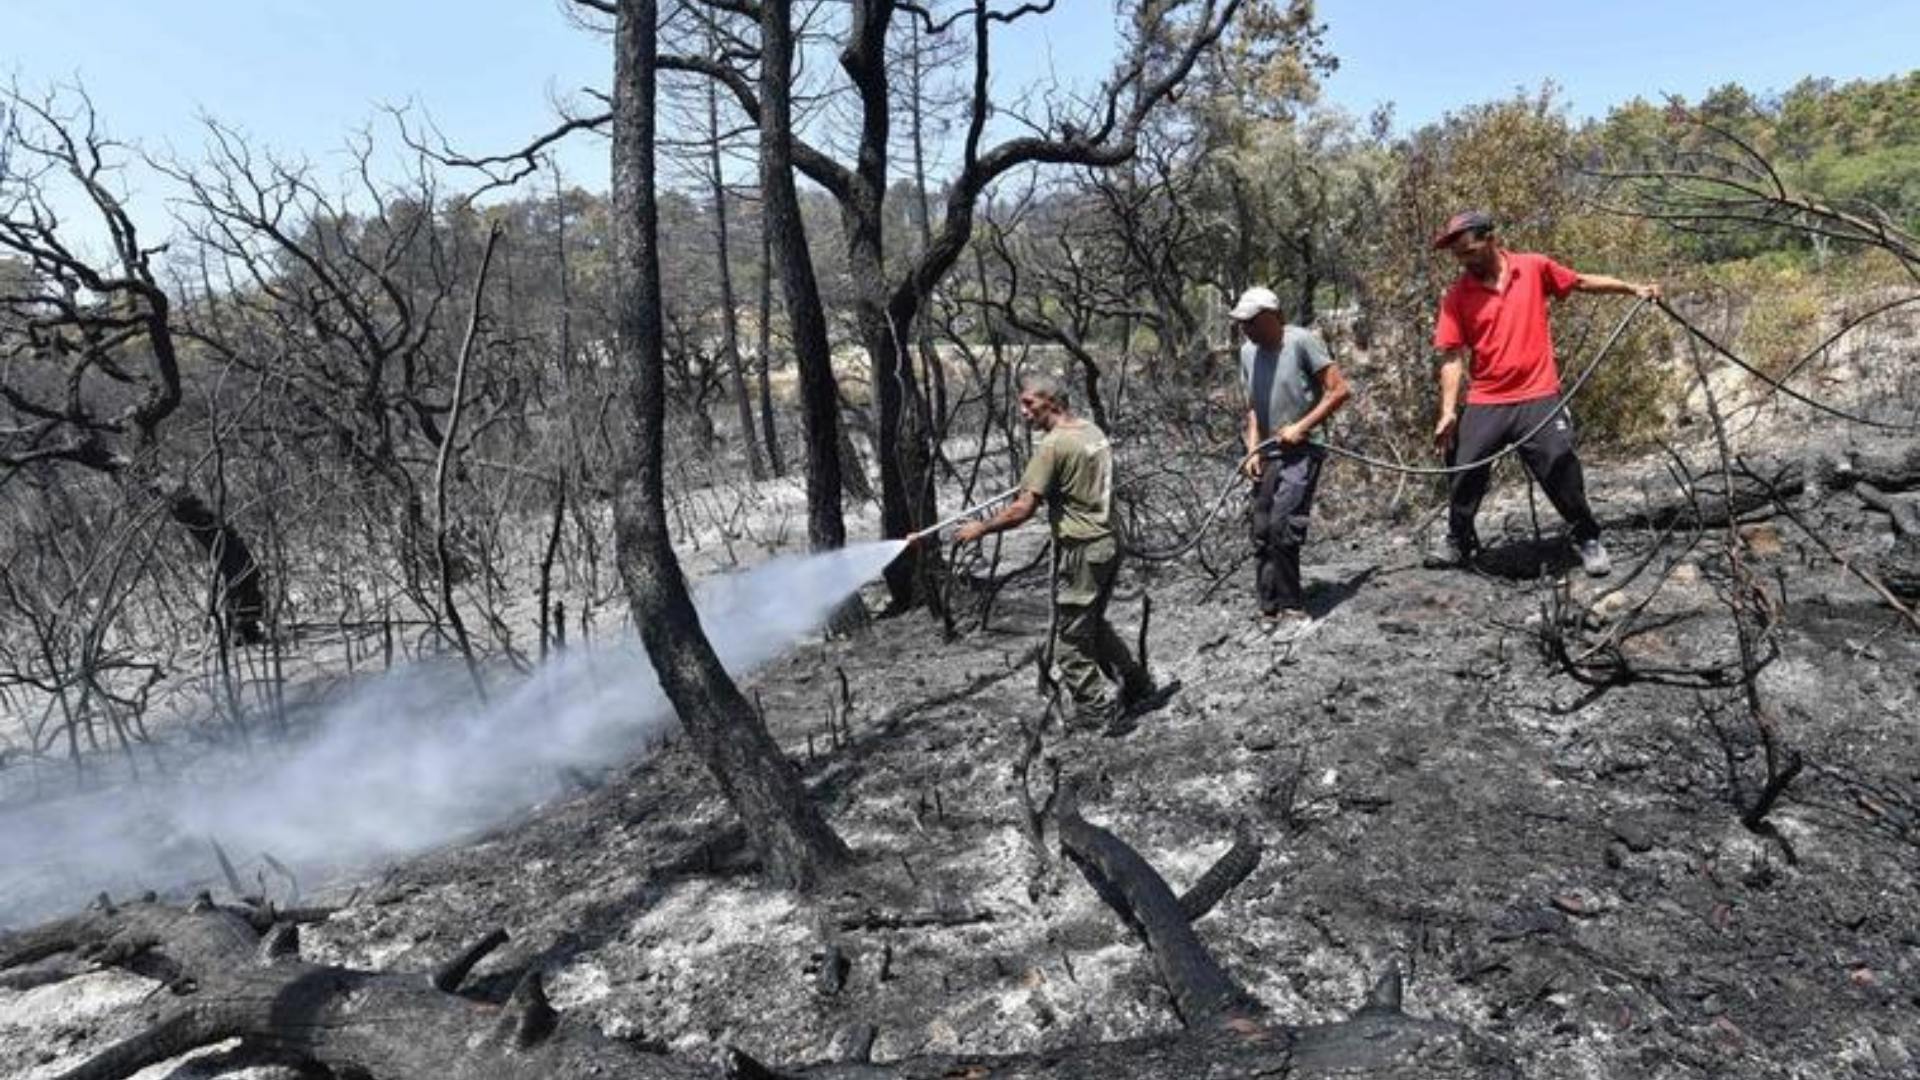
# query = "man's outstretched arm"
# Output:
<box><xmin>1573</xmin><ymin>272</ymin><xmax>1662</xmax><ymax>300</ymax></box>
<box><xmin>954</xmin><ymin>490</ymin><xmax>1039</xmax><ymax>544</ymax></box>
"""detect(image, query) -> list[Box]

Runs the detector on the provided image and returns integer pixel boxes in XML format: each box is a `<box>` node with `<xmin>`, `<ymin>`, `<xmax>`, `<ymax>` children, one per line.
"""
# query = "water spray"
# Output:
<box><xmin>0</xmin><ymin>539</ymin><xmax>914</xmax><ymax>925</ymax></box>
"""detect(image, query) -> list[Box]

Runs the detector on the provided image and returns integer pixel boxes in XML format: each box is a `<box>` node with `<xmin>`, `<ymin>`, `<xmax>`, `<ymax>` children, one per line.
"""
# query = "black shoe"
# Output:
<box><xmin>1106</xmin><ymin>678</ymin><xmax>1181</xmax><ymax>738</ymax></box>
<box><xmin>1119</xmin><ymin>677</ymin><xmax>1180</xmax><ymax>717</ymax></box>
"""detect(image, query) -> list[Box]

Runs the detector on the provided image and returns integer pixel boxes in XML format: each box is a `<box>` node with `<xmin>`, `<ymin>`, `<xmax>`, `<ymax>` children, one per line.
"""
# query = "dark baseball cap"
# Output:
<box><xmin>1431</xmin><ymin>210</ymin><xmax>1495</xmax><ymax>250</ymax></box>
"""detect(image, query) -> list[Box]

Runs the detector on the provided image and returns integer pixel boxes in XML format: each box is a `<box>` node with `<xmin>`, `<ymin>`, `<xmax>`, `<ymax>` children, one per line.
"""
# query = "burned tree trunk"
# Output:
<box><xmin>707</xmin><ymin>65</ymin><xmax>766</xmax><ymax>482</ymax></box>
<box><xmin>610</xmin><ymin>0</ymin><xmax>850</xmax><ymax>890</ymax></box>
<box><xmin>905</xmin><ymin>18</ymin><xmax>952</xmax><ymax>440</ymax></box>
<box><xmin>838</xmin><ymin>0</ymin><xmax>939</xmax><ymax>613</ymax></box>
<box><xmin>759</xmin><ymin>0</ymin><xmax>849</xmax><ymax>555</ymax></box>
<box><xmin>1054</xmin><ymin>788</ymin><xmax>1262</xmax><ymax>1026</ymax></box>
<box><xmin>161</xmin><ymin>484</ymin><xmax>266</xmax><ymax>645</ymax></box>
<box><xmin>1044</xmin><ymin>793</ymin><xmax>1519</xmax><ymax>1079</ymax></box>
<box><xmin>856</xmin><ymin>298</ymin><xmax>940</xmax><ymax>611</ymax></box>
<box><xmin>756</xmin><ymin>220</ymin><xmax>785</xmax><ymax>477</ymax></box>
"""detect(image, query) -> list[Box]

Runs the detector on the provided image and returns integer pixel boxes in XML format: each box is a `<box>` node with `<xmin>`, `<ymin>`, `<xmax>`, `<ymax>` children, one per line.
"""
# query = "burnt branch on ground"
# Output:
<box><xmin>7</xmin><ymin>863</ymin><xmax>1518</xmax><ymax>1080</ymax></box>
<box><xmin>1175</xmin><ymin>824</ymin><xmax>1262</xmax><ymax>923</ymax></box>
<box><xmin>1741</xmin><ymin>461</ymin><xmax>1920</xmax><ymax>631</ymax></box>
<box><xmin>1011</xmin><ymin>687</ymin><xmax>1064</xmax><ymax>888</ymax></box>
<box><xmin>1686</xmin><ymin>337</ymin><xmax>1803</xmax><ymax>858</ymax></box>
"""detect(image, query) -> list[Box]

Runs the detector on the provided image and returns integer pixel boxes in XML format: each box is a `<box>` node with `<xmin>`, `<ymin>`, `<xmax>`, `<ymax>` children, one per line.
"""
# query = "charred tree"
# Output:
<box><xmin>705</xmin><ymin>60</ymin><xmax>766</xmax><ymax>481</ymax></box>
<box><xmin>903</xmin><ymin>15</ymin><xmax>954</xmax><ymax>440</ymax></box>
<box><xmin>160</xmin><ymin>115</ymin><xmax>493</xmax><ymax>621</ymax></box>
<box><xmin>660</xmin><ymin>0</ymin><xmax>1244</xmax><ymax>613</ymax></box>
<box><xmin>432</xmin><ymin>221</ymin><xmax>503</xmax><ymax>702</ymax></box>
<box><xmin>608</xmin><ymin>0</ymin><xmax>850</xmax><ymax>890</ymax></box>
<box><xmin>757</xmin><ymin>0</ymin><xmax>852</xmax><ymax>556</ymax></box>
<box><xmin>0</xmin><ymin>89</ymin><xmax>266</xmax><ymax>643</ymax></box>
<box><xmin>854</xmin><ymin>0</ymin><xmax>1245</xmax><ymax>610</ymax></box>
<box><xmin>755</xmin><ymin>224</ymin><xmax>785</xmax><ymax>476</ymax></box>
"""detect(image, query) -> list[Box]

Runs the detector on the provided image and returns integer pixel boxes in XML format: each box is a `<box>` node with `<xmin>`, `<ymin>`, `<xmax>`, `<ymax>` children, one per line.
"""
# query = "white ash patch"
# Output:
<box><xmin>1</xmin><ymin>970</ymin><xmax>161</xmax><ymax>1080</ymax></box>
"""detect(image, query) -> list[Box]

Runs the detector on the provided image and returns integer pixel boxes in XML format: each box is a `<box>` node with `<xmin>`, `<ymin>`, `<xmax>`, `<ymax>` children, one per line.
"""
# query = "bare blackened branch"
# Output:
<box><xmin>398</xmin><ymin>106</ymin><xmax>612</xmax><ymax>199</ymax></box>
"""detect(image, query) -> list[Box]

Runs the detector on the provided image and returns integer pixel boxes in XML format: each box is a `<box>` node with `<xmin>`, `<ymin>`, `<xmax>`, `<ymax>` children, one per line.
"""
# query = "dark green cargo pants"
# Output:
<box><xmin>1053</xmin><ymin>535</ymin><xmax>1150</xmax><ymax>709</ymax></box>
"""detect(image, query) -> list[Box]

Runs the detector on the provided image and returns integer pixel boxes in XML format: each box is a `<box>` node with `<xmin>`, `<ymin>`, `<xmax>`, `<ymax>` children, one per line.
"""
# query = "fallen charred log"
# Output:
<box><xmin>8</xmin><ymin>810</ymin><xmax>1514</xmax><ymax>1080</ymax></box>
<box><xmin>1600</xmin><ymin>443</ymin><xmax>1920</xmax><ymax>535</ymax></box>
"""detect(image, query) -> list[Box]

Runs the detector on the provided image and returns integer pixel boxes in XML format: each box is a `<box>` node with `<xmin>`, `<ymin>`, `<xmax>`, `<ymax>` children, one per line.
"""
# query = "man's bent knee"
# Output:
<box><xmin>1282</xmin><ymin>512</ymin><xmax>1312</xmax><ymax>547</ymax></box>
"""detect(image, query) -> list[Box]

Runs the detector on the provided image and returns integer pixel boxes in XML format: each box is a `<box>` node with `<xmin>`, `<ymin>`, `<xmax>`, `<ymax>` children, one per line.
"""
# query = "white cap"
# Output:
<box><xmin>1228</xmin><ymin>286</ymin><xmax>1282</xmax><ymax>322</ymax></box>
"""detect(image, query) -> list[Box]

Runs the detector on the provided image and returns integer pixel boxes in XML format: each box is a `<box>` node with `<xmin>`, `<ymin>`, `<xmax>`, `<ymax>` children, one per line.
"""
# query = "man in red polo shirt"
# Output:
<box><xmin>1428</xmin><ymin>211</ymin><xmax>1660</xmax><ymax>576</ymax></box>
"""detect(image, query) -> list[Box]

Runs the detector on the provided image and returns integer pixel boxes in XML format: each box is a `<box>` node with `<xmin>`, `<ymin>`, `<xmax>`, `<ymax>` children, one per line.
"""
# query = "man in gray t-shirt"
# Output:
<box><xmin>1228</xmin><ymin>286</ymin><xmax>1351</xmax><ymax>630</ymax></box>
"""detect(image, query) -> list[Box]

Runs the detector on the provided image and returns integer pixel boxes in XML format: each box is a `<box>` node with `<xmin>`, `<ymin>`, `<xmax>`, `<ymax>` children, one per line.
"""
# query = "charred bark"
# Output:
<box><xmin>1054</xmin><ymin>788</ymin><xmax>1262</xmax><ymax>1026</ymax></box>
<box><xmin>1177</xmin><ymin>825</ymin><xmax>1262</xmax><ymax>923</ymax></box>
<box><xmin>10</xmin><ymin>902</ymin><xmax>713</xmax><ymax>1080</ymax></box>
<box><xmin>1818</xmin><ymin>443</ymin><xmax>1920</xmax><ymax>495</ymax></box>
<box><xmin>756</xmin><ymin>217</ymin><xmax>785</xmax><ymax>477</ymax></box>
<box><xmin>1601</xmin><ymin>458</ymin><xmax>1805</xmax><ymax>532</ymax></box>
<box><xmin>162</xmin><ymin>484</ymin><xmax>267</xmax><ymax>645</ymax></box>
<box><xmin>858</xmin><ymin>303</ymin><xmax>941</xmax><ymax>612</ymax></box>
<box><xmin>758</xmin><ymin>0</ymin><xmax>848</xmax><ymax>556</ymax></box>
<box><xmin>707</xmin><ymin>66</ymin><xmax>765</xmax><ymax>482</ymax></box>
<box><xmin>611</xmin><ymin>0</ymin><xmax>850</xmax><ymax>890</ymax></box>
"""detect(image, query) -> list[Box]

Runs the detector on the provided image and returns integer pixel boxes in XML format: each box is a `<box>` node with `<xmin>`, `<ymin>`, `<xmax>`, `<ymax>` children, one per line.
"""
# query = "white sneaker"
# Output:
<box><xmin>1577</xmin><ymin>538</ymin><xmax>1612</xmax><ymax>577</ymax></box>
<box><xmin>1267</xmin><ymin>608</ymin><xmax>1314</xmax><ymax>640</ymax></box>
<box><xmin>1425</xmin><ymin>535</ymin><xmax>1475</xmax><ymax>570</ymax></box>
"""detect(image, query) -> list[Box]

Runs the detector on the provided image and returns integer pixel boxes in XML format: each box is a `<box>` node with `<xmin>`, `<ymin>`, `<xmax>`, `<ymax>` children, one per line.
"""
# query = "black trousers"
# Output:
<box><xmin>1448</xmin><ymin>397</ymin><xmax>1600</xmax><ymax>552</ymax></box>
<box><xmin>1250</xmin><ymin>446</ymin><xmax>1324</xmax><ymax>613</ymax></box>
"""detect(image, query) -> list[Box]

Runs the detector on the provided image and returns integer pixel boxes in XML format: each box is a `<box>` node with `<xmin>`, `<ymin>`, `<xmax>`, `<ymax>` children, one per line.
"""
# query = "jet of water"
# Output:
<box><xmin>0</xmin><ymin>540</ymin><xmax>909</xmax><ymax>927</ymax></box>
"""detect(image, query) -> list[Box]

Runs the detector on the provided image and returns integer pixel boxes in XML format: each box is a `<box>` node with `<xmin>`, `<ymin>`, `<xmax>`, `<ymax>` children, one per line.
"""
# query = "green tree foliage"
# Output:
<box><xmin>1352</xmin><ymin>89</ymin><xmax>1676</xmax><ymax>457</ymax></box>
<box><xmin>1596</xmin><ymin>72</ymin><xmax>1920</xmax><ymax>259</ymax></box>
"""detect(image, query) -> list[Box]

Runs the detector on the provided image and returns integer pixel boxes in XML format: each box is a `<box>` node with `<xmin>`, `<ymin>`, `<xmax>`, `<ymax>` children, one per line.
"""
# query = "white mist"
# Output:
<box><xmin>0</xmin><ymin>540</ymin><xmax>907</xmax><ymax>926</ymax></box>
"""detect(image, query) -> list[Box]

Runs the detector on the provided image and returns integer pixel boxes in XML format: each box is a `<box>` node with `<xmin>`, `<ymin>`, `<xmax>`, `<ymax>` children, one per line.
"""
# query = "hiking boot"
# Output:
<box><xmin>1425</xmin><ymin>535</ymin><xmax>1475</xmax><ymax>570</ymax></box>
<box><xmin>1102</xmin><ymin>708</ymin><xmax>1140</xmax><ymax>739</ymax></box>
<box><xmin>1118</xmin><ymin>677</ymin><xmax>1181</xmax><ymax>719</ymax></box>
<box><xmin>1576</xmin><ymin>537</ymin><xmax>1613</xmax><ymax>578</ymax></box>
<box><xmin>1067</xmin><ymin>698</ymin><xmax>1117</xmax><ymax>733</ymax></box>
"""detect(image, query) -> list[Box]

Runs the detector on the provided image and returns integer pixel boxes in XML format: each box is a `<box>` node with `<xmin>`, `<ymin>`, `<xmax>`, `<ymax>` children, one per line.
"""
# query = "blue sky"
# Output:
<box><xmin>1317</xmin><ymin>0</ymin><xmax>1918</xmax><ymax>124</ymax></box>
<box><xmin>6</xmin><ymin>0</ymin><xmax>1917</xmax><ymax>232</ymax></box>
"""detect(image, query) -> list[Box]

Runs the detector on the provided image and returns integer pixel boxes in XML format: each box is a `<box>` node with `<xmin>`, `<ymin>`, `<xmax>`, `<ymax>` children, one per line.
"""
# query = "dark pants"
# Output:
<box><xmin>1447</xmin><ymin>397</ymin><xmax>1600</xmax><ymax>553</ymax></box>
<box><xmin>1250</xmin><ymin>446</ymin><xmax>1324</xmax><ymax>613</ymax></box>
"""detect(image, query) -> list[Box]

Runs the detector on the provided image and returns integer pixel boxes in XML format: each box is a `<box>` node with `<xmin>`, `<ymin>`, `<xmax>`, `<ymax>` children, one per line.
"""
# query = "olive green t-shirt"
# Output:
<box><xmin>1020</xmin><ymin>420</ymin><xmax>1113</xmax><ymax>543</ymax></box>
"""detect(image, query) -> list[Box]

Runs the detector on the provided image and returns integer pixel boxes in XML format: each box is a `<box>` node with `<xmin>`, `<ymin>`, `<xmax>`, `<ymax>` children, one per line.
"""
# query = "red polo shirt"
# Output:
<box><xmin>1432</xmin><ymin>251</ymin><xmax>1582</xmax><ymax>405</ymax></box>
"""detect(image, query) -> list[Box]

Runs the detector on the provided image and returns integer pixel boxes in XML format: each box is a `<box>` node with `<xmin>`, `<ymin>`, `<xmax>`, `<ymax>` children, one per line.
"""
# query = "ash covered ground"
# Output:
<box><xmin>3</xmin><ymin>428</ymin><xmax>1918</xmax><ymax>1080</ymax></box>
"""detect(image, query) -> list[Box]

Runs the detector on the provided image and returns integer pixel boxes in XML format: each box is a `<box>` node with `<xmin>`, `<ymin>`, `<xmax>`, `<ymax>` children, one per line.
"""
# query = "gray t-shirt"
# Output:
<box><xmin>1240</xmin><ymin>325</ymin><xmax>1333</xmax><ymax>444</ymax></box>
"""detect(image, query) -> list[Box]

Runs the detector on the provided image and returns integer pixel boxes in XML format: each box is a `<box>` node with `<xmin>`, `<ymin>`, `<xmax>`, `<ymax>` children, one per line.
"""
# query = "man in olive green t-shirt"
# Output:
<box><xmin>953</xmin><ymin>374</ymin><xmax>1161</xmax><ymax>734</ymax></box>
